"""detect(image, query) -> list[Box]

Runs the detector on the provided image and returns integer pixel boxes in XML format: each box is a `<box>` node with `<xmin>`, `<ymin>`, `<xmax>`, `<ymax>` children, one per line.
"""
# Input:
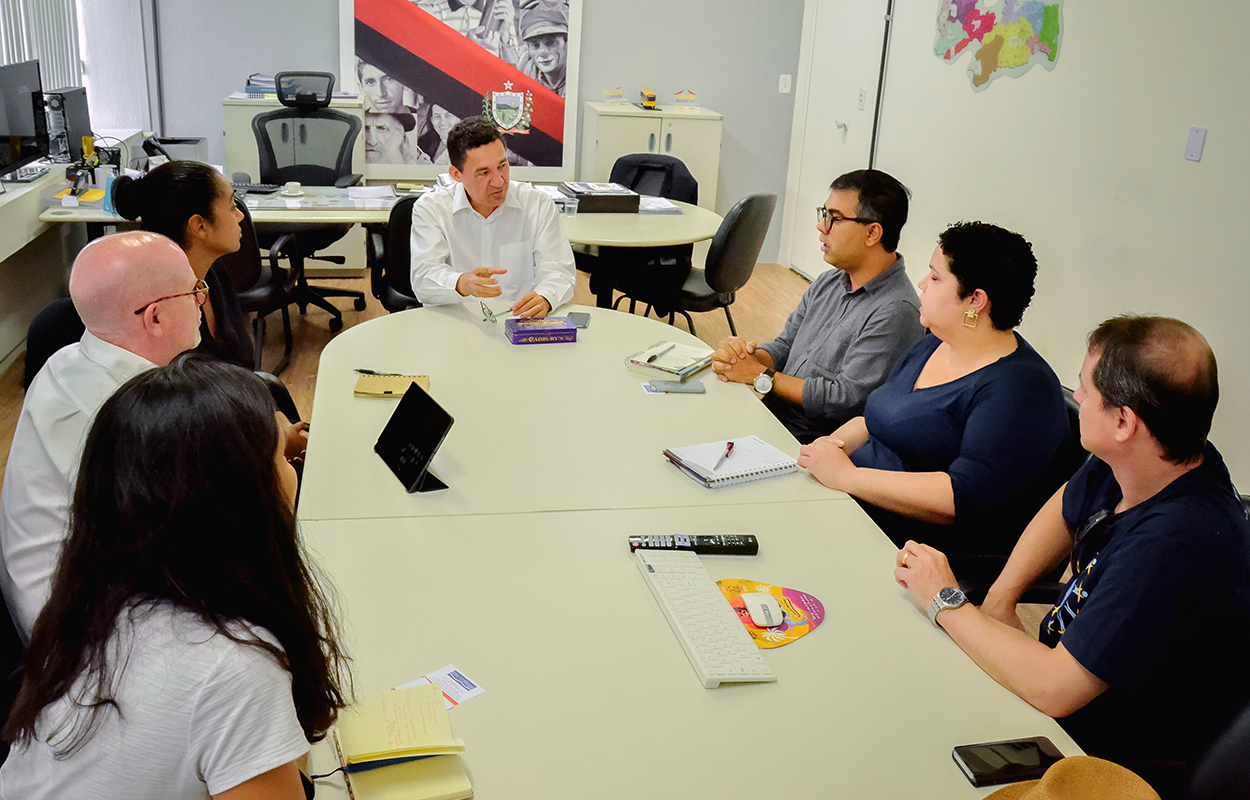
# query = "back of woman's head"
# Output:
<box><xmin>111</xmin><ymin>160</ymin><xmax>224</xmax><ymax>248</ymax></box>
<box><xmin>7</xmin><ymin>355</ymin><xmax>349</xmax><ymax>752</ymax></box>
<box><xmin>938</xmin><ymin>221</ymin><xmax>1038</xmax><ymax>330</ymax></box>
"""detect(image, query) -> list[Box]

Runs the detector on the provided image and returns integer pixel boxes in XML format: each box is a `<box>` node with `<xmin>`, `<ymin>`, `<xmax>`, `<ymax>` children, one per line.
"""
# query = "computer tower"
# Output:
<box><xmin>45</xmin><ymin>87</ymin><xmax>91</xmax><ymax>162</ymax></box>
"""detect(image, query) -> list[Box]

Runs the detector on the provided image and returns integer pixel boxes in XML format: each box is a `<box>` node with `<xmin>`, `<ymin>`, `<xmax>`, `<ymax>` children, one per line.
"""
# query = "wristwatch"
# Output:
<box><xmin>927</xmin><ymin>587</ymin><xmax>968</xmax><ymax>627</ymax></box>
<box><xmin>753</xmin><ymin>367</ymin><xmax>776</xmax><ymax>395</ymax></box>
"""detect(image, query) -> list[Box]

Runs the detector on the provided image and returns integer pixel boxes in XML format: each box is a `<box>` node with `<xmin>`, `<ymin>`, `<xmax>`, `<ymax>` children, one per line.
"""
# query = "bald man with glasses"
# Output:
<box><xmin>1</xmin><ymin>231</ymin><xmax>204</xmax><ymax>639</ymax></box>
<box><xmin>712</xmin><ymin>169</ymin><xmax>924</xmax><ymax>443</ymax></box>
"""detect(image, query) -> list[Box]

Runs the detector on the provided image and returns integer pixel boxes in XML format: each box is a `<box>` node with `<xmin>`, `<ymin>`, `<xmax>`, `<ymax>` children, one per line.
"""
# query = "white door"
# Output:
<box><xmin>782</xmin><ymin>0</ymin><xmax>889</xmax><ymax>279</ymax></box>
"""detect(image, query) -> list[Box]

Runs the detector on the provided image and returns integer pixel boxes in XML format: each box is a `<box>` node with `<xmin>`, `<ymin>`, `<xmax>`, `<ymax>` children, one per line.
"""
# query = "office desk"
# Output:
<box><xmin>303</xmin><ymin>503</ymin><xmax>1082</xmax><ymax>798</ymax></box>
<box><xmin>37</xmin><ymin>187</ymin><xmax>402</xmax><ymax>226</ymax></box>
<box><xmin>562</xmin><ymin>201</ymin><xmax>723</xmax><ymax>308</ymax></box>
<box><xmin>298</xmin><ymin>304</ymin><xmax>832</xmax><ymax>522</ymax></box>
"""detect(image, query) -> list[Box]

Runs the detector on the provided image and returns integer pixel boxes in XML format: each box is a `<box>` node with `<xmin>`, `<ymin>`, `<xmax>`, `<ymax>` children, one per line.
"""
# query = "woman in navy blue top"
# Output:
<box><xmin>798</xmin><ymin>222</ymin><xmax>1076</xmax><ymax>563</ymax></box>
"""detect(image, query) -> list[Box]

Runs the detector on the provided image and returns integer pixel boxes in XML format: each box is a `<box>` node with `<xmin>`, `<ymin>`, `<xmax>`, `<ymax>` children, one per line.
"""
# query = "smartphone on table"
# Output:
<box><xmin>952</xmin><ymin>737</ymin><xmax>1064</xmax><ymax>787</ymax></box>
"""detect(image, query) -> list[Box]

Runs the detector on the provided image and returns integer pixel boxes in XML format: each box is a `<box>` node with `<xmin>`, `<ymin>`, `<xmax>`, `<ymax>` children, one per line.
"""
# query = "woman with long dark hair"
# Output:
<box><xmin>0</xmin><ymin>356</ymin><xmax>350</xmax><ymax>798</ymax></box>
<box><xmin>112</xmin><ymin>161</ymin><xmax>254</xmax><ymax>369</ymax></box>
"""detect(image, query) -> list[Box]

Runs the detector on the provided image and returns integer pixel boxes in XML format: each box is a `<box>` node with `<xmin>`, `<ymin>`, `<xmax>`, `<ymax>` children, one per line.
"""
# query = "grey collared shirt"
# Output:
<box><xmin>757</xmin><ymin>255</ymin><xmax>923</xmax><ymax>442</ymax></box>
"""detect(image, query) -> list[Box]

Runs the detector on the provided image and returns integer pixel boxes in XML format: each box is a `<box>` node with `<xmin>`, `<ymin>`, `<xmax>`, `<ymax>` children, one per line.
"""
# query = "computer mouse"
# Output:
<box><xmin>741</xmin><ymin>592</ymin><xmax>784</xmax><ymax>628</ymax></box>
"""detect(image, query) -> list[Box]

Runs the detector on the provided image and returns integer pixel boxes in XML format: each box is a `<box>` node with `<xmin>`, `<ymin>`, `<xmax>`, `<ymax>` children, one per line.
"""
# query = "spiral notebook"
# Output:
<box><xmin>663</xmin><ymin>435</ymin><xmax>798</xmax><ymax>488</ymax></box>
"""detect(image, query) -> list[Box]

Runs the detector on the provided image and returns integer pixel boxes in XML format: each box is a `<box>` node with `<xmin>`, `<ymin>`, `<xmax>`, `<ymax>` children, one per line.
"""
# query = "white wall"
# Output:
<box><xmin>155</xmin><ymin>0</ymin><xmax>340</xmax><ymax>169</ymax></box>
<box><xmin>78</xmin><ymin>0</ymin><xmax>149</xmax><ymax>130</ymax></box>
<box><xmin>576</xmin><ymin>0</ymin><xmax>805</xmax><ymax>262</ymax></box>
<box><xmin>789</xmin><ymin>0</ymin><xmax>1250</xmax><ymax>481</ymax></box>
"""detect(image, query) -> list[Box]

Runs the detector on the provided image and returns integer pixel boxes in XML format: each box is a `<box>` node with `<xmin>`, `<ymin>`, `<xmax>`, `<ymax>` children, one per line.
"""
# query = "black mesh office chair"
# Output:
<box><xmin>250</xmin><ymin>71</ymin><xmax>366</xmax><ymax>333</ymax></box>
<box><xmin>366</xmin><ymin>195</ymin><xmax>423</xmax><ymax>313</ymax></box>
<box><xmin>579</xmin><ymin>154</ymin><xmax>699</xmax><ymax>312</ymax></box>
<box><xmin>622</xmin><ymin>193</ymin><xmax>776</xmax><ymax>337</ymax></box>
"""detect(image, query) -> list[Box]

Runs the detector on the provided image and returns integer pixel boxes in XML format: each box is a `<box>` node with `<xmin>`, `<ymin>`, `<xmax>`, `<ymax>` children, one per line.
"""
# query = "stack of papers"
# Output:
<box><xmin>638</xmin><ymin>196</ymin><xmax>682</xmax><ymax>215</ymax></box>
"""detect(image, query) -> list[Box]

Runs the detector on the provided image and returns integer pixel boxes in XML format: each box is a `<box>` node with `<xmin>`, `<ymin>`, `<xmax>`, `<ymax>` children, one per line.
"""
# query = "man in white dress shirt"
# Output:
<box><xmin>0</xmin><ymin>232</ymin><xmax>204</xmax><ymax>639</ymax></box>
<box><xmin>409</xmin><ymin>116</ymin><xmax>575</xmax><ymax>318</ymax></box>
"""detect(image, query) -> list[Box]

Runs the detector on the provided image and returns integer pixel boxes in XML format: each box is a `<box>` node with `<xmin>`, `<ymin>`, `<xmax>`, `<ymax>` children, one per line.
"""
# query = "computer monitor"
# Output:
<box><xmin>0</xmin><ymin>60</ymin><xmax>50</xmax><ymax>179</ymax></box>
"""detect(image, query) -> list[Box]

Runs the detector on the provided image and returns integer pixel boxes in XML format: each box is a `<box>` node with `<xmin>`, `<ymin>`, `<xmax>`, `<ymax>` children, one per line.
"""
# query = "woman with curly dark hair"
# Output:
<box><xmin>800</xmin><ymin>222</ymin><xmax>1076</xmax><ymax>573</ymax></box>
<box><xmin>0</xmin><ymin>356</ymin><xmax>350</xmax><ymax>799</ymax></box>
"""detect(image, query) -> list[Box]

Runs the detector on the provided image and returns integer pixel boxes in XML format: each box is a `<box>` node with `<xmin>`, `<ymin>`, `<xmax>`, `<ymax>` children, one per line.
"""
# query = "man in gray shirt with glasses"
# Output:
<box><xmin>712</xmin><ymin>169</ymin><xmax>923</xmax><ymax>443</ymax></box>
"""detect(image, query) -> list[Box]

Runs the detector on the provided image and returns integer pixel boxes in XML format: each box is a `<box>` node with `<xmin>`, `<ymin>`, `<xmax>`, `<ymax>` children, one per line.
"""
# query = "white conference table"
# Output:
<box><xmin>297</xmin><ymin>304</ymin><xmax>833</xmax><ymax>522</ymax></box>
<box><xmin>303</xmin><ymin>502</ymin><xmax>1082</xmax><ymax>799</ymax></box>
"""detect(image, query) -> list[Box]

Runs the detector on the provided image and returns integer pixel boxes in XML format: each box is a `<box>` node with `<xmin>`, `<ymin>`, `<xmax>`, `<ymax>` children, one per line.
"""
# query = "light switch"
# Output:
<box><xmin>779</xmin><ymin>74</ymin><xmax>792</xmax><ymax>94</ymax></box>
<box><xmin>1185</xmin><ymin>127</ymin><xmax>1207</xmax><ymax>162</ymax></box>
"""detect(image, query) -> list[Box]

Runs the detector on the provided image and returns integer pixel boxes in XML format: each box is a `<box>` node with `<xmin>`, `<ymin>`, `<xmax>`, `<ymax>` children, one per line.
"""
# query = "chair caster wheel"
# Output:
<box><xmin>354</xmin><ymin>298</ymin><xmax>367</xmax><ymax>311</ymax></box>
<box><xmin>329</xmin><ymin>317</ymin><xmax>343</xmax><ymax>333</ymax></box>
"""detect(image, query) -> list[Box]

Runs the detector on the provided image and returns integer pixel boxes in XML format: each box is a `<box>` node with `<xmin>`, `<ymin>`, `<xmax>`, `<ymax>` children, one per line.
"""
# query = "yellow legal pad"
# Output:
<box><xmin>336</xmin><ymin>683</ymin><xmax>465</xmax><ymax>762</ymax></box>
<box><xmin>344</xmin><ymin>754</ymin><xmax>472</xmax><ymax>800</ymax></box>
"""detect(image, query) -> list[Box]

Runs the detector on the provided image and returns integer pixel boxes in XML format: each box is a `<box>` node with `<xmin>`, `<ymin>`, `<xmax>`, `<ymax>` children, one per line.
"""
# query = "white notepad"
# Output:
<box><xmin>663</xmin><ymin>435</ymin><xmax>798</xmax><ymax>488</ymax></box>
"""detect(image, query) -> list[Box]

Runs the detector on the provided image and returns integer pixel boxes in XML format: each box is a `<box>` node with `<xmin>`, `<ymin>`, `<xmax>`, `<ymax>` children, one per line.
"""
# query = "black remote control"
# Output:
<box><xmin>628</xmin><ymin>534</ymin><xmax>759</xmax><ymax>555</ymax></box>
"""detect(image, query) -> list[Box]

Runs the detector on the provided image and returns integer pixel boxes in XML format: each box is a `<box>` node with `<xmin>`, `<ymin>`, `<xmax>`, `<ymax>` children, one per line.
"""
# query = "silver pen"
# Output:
<box><xmin>647</xmin><ymin>344</ymin><xmax>677</xmax><ymax>364</ymax></box>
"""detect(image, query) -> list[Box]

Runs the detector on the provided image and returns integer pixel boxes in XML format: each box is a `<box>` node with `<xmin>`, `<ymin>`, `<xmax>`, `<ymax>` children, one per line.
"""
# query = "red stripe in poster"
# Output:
<box><xmin>355</xmin><ymin>0</ymin><xmax>564</xmax><ymax>143</ymax></box>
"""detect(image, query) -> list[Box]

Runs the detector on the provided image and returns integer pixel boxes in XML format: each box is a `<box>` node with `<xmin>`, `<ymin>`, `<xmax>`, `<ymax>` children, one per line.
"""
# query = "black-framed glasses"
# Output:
<box><xmin>134</xmin><ymin>279</ymin><xmax>209</xmax><ymax>315</ymax></box>
<box><xmin>816</xmin><ymin>206</ymin><xmax>878</xmax><ymax>231</ymax></box>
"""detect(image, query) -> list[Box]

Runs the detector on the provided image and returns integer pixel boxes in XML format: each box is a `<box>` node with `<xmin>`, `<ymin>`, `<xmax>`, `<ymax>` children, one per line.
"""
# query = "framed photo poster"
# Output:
<box><xmin>339</xmin><ymin>0</ymin><xmax>581</xmax><ymax>181</ymax></box>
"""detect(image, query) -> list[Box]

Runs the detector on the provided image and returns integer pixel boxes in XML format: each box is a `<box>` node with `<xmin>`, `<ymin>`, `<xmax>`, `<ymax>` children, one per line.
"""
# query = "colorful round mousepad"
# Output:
<box><xmin>716</xmin><ymin>579</ymin><xmax>825</xmax><ymax>648</ymax></box>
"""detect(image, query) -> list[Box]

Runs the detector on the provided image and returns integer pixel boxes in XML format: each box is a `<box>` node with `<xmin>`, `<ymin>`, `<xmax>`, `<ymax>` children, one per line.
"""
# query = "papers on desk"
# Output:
<box><xmin>396</xmin><ymin>664</ymin><xmax>486</xmax><ymax>710</ymax></box>
<box><xmin>626</xmin><ymin>340</ymin><xmax>713</xmax><ymax>380</ymax></box>
<box><xmin>638</xmin><ymin>196</ymin><xmax>682</xmax><ymax>214</ymax></box>
<box><xmin>664</xmin><ymin>435</ymin><xmax>798</xmax><ymax>488</ymax></box>
<box><xmin>349</xmin><ymin>185</ymin><xmax>399</xmax><ymax>198</ymax></box>
<box><xmin>334</xmin><ymin>683</ymin><xmax>471</xmax><ymax>800</ymax></box>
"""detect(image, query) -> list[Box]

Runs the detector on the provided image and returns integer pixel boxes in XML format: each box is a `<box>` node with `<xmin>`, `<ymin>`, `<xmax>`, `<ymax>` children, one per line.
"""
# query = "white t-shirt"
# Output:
<box><xmin>0</xmin><ymin>603</ymin><xmax>310</xmax><ymax>799</ymax></box>
<box><xmin>409</xmin><ymin>180</ymin><xmax>576</xmax><ymax>310</ymax></box>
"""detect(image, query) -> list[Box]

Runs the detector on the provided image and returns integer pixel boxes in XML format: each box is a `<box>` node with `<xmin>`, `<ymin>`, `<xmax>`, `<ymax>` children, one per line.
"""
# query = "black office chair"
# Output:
<box><xmin>23</xmin><ymin>297</ymin><xmax>86</xmax><ymax>388</ymax></box>
<box><xmin>213</xmin><ymin>197</ymin><xmax>300</xmax><ymax>375</ymax></box>
<box><xmin>249</xmin><ymin>71</ymin><xmax>366</xmax><ymax>333</ymax></box>
<box><xmin>624</xmin><ymin>193</ymin><xmax>776</xmax><ymax>337</ymax></box>
<box><xmin>365</xmin><ymin>195</ymin><xmax>423</xmax><ymax>313</ymax></box>
<box><xmin>581</xmin><ymin>154</ymin><xmax>699</xmax><ymax>311</ymax></box>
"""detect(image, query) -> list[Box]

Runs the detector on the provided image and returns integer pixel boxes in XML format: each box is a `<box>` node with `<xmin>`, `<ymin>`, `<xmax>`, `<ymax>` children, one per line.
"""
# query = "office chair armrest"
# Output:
<box><xmin>269</xmin><ymin>233</ymin><xmax>301</xmax><ymax>293</ymax></box>
<box><xmin>334</xmin><ymin>174</ymin><xmax>363</xmax><ymax>188</ymax></box>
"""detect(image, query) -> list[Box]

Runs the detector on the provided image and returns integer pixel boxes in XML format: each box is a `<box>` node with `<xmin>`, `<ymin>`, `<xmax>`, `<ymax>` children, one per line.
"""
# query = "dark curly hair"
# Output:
<box><xmin>937</xmin><ymin>221</ymin><xmax>1037</xmax><ymax>330</ymax></box>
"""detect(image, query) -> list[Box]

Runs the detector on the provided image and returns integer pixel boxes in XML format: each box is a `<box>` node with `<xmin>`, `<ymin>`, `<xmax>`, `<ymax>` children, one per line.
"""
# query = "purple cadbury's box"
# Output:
<box><xmin>504</xmin><ymin>316</ymin><xmax>577</xmax><ymax>345</ymax></box>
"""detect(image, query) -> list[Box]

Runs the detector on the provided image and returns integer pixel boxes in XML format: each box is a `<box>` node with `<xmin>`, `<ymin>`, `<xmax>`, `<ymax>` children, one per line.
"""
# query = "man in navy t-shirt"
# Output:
<box><xmin>892</xmin><ymin>315</ymin><xmax>1250</xmax><ymax>797</ymax></box>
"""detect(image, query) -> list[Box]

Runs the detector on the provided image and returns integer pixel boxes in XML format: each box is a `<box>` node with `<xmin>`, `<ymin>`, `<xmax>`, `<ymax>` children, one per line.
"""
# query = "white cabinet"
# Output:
<box><xmin>581</xmin><ymin>102</ymin><xmax>723</xmax><ymax>211</ymax></box>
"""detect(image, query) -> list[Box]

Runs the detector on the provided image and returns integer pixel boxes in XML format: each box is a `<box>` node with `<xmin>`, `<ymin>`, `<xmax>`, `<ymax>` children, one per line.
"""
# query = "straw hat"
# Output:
<box><xmin>986</xmin><ymin>757</ymin><xmax>1160</xmax><ymax>800</ymax></box>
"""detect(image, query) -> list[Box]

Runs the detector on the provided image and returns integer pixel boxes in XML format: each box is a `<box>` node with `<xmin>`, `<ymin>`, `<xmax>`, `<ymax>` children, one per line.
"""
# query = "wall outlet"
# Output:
<box><xmin>779</xmin><ymin>74</ymin><xmax>792</xmax><ymax>94</ymax></box>
<box><xmin>858</xmin><ymin>88</ymin><xmax>867</xmax><ymax>110</ymax></box>
<box><xmin>1185</xmin><ymin>127</ymin><xmax>1207</xmax><ymax>162</ymax></box>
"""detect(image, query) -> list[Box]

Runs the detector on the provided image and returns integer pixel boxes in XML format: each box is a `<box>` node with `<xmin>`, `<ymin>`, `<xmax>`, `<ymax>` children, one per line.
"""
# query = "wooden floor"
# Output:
<box><xmin>0</xmin><ymin>262</ymin><xmax>1051</xmax><ymax>635</ymax></box>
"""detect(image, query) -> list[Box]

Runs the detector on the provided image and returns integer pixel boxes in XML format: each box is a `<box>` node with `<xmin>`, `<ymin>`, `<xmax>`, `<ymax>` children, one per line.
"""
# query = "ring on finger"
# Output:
<box><xmin>900</xmin><ymin>551</ymin><xmax>911</xmax><ymax>567</ymax></box>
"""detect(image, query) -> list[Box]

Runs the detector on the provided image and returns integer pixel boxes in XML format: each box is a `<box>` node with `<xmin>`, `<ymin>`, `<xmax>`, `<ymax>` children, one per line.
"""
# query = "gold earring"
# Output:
<box><xmin>963</xmin><ymin>309</ymin><xmax>978</xmax><ymax>329</ymax></box>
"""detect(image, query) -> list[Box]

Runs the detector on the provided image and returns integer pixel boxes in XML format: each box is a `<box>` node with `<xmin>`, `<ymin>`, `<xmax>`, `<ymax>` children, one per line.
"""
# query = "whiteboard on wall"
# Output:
<box><xmin>338</xmin><ymin>0</ymin><xmax>581</xmax><ymax>181</ymax></box>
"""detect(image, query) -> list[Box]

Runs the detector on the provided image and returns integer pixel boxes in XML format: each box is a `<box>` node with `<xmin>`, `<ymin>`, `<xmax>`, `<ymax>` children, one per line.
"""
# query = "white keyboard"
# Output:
<box><xmin>635</xmin><ymin>549</ymin><xmax>777</xmax><ymax>688</ymax></box>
